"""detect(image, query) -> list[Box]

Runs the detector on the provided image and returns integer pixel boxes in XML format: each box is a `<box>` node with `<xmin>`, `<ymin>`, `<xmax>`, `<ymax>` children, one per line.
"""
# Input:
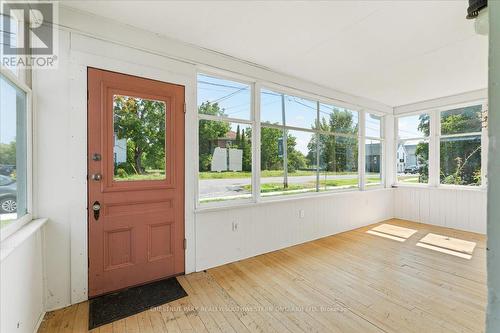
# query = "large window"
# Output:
<box><xmin>197</xmin><ymin>72</ymin><xmax>385</xmax><ymax>206</ymax></box>
<box><xmin>396</xmin><ymin>114</ymin><xmax>430</xmax><ymax>184</ymax></box>
<box><xmin>260</xmin><ymin>89</ymin><xmax>360</xmax><ymax>196</ymax></box>
<box><xmin>197</xmin><ymin>74</ymin><xmax>253</xmax><ymax>204</ymax></box>
<box><xmin>439</xmin><ymin>105</ymin><xmax>484</xmax><ymax>186</ymax></box>
<box><xmin>395</xmin><ymin>102</ymin><xmax>487</xmax><ymax>188</ymax></box>
<box><xmin>0</xmin><ymin>74</ymin><xmax>29</xmax><ymax>230</ymax></box>
<box><xmin>365</xmin><ymin>113</ymin><xmax>383</xmax><ymax>186</ymax></box>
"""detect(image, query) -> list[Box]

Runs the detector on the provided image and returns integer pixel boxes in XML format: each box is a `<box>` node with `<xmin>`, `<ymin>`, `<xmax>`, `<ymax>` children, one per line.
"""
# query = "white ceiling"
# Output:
<box><xmin>62</xmin><ymin>0</ymin><xmax>488</xmax><ymax>107</ymax></box>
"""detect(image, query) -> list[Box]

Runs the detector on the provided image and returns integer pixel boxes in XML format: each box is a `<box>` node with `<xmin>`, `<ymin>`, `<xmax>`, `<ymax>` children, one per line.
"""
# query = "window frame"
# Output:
<box><xmin>364</xmin><ymin>111</ymin><xmax>385</xmax><ymax>189</ymax></box>
<box><xmin>394</xmin><ymin>111</ymin><xmax>431</xmax><ymax>186</ymax></box>
<box><xmin>394</xmin><ymin>100</ymin><xmax>488</xmax><ymax>189</ymax></box>
<box><xmin>195</xmin><ymin>68</ymin><xmax>387</xmax><ymax>209</ymax></box>
<box><xmin>259</xmin><ymin>87</ymin><xmax>362</xmax><ymax>200</ymax></box>
<box><xmin>0</xmin><ymin>67</ymin><xmax>34</xmax><ymax>241</ymax></box>
<box><xmin>196</xmin><ymin>71</ymin><xmax>257</xmax><ymax>208</ymax></box>
<box><xmin>437</xmin><ymin>100</ymin><xmax>487</xmax><ymax>188</ymax></box>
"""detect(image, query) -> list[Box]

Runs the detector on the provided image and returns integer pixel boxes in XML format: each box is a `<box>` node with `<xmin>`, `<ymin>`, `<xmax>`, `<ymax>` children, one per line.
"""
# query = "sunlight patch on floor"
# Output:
<box><xmin>417</xmin><ymin>233</ymin><xmax>476</xmax><ymax>259</ymax></box>
<box><xmin>366</xmin><ymin>224</ymin><xmax>418</xmax><ymax>242</ymax></box>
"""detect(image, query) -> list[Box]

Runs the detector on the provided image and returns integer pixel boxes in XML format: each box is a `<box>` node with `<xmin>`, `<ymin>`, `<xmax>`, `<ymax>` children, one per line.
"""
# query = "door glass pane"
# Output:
<box><xmin>0</xmin><ymin>75</ymin><xmax>27</xmax><ymax>227</ymax></box>
<box><xmin>113</xmin><ymin>95</ymin><xmax>166</xmax><ymax>181</ymax></box>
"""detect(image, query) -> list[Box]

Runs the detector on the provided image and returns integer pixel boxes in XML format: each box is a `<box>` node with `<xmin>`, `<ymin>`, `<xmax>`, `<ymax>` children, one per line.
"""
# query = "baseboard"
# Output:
<box><xmin>33</xmin><ymin>311</ymin><xmax>46</xmax><ymax>333</ymax></box>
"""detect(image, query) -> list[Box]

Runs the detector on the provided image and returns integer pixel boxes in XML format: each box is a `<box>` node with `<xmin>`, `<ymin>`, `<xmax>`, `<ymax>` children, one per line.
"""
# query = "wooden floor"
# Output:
<box><xmin>38</xmin><ymin>219</ymin><xmax>487</xmax><ymax>333</ymax></box>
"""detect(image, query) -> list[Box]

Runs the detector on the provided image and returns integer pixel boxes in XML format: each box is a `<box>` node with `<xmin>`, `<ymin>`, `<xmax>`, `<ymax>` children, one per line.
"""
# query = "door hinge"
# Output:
<box><xmin>183</xmin><ymin>238</ymin><xmax>187</xmax><ymax>250</ymax></box>
<box><xmin>87</xmin><ymin>90</ymin><xmax>89</xmax><ymax>101</ymax></box>
<box><xmin>183</xmin><ymin>102</ymin><xmax>186</xmax><ymax>114</ymax></box>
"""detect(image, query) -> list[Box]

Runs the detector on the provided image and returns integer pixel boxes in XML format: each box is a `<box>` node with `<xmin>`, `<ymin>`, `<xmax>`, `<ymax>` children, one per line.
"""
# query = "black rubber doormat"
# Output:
<box><xmin>88</xmin><ymin>276</ymin><xmax>187</xmax><ymax>329</ymax></box>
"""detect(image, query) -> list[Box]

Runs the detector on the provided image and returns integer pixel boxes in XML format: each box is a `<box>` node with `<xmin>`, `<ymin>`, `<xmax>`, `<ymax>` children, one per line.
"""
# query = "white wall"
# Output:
<box><xmin>34</xmin><ymin>8</ymin><xmax>395</xmax><ymax>312</ymax></box>
<box><xmin>394</xmin><ymin>187</ymin><xmax>486</xmax><ymax>234</ymax></box>
<box><xmin>196</xmin><ymin>189</ymin><xmax>394</xmax><ymax>270</ymax></box>
<box><xmin>32</xmin><ymin>5</ymin><xmax>486</xmax><ymax>315</ymax></box>
<box><xmin>1</xmin><ymin>230</ymin><xmax>44</xmax><ymax>333</ymax></box>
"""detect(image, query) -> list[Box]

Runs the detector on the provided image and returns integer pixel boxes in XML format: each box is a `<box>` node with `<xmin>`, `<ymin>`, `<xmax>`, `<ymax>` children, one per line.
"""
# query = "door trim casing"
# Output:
<box><xmin>87</xmin><ymin>67</ymin><xmax>185</xmax><ymax>297</ymax></box>
<box><xmin>66</xmin><ymin>36</ymin><xmax>196</xmax><ymax>307</ymax></box>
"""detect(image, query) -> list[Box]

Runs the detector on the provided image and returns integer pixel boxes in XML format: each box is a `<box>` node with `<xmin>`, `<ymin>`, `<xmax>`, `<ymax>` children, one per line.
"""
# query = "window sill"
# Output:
<box><xmin>393</xmin><ymin>183</ymin><xmax>486</xmax><ymax>192</ymax></box>
<box><xmin>0</xmin><ymin>218</ymin><xmax>48</xmax><ymax>262</ymax></box>
<box><xmin>195</xmin><ymin>187</ymin><xmax>392</xmax><ymax>213</ymax></box>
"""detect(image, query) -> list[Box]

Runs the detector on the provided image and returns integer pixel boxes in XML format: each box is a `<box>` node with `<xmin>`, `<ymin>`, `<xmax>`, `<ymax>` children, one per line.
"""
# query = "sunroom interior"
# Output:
<box><xmin>1</xmin><ymin>1</ymin><xmax>499</xmax><ymax>333</ymax></box>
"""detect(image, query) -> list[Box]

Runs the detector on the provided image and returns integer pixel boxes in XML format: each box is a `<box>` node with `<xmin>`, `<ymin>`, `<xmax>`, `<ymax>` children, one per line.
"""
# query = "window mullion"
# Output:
<box><xmin>359</xmin><ymin>110</ymin><xmax>366</xmax><ymax>190</ymax></box>
<box><xmin>254</xmin><ymin>82</ymin><xmax>261</xmax><ymax>202</ymax></box>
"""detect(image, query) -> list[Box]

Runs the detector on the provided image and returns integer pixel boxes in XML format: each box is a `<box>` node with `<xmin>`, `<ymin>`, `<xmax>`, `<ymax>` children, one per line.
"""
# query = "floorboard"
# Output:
<box><xmin>38</xmin><ymin>219</ymin><xmax>487</xmax><ymax>333</ymax></box>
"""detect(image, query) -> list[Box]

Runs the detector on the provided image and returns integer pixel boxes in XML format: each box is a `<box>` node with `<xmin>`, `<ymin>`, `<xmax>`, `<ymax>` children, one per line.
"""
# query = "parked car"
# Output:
<box><xmin>404</xmin><ymin>165</ymin><xmax>420</xmax><ymax>174</ymax></box>
<box><xmin>0</xmin><ymin>165</ymin><xmax>15</xmax><ymax>176</ymax></box>
<box><xmin>0</xmin><ymin>175</ymin><xmax>17</xmax><ymax>214</ymax></box>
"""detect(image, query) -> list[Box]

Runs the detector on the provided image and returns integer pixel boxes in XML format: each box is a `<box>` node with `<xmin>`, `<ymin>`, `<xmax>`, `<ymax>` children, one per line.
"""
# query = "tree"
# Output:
<box><xmin>0</xmin><ymin>142</ymin><xmax>16</xmax><ymax>165</ymax></box>
<box><xmin>415</xmin><ymin>113</ymin><xmax>430</xmax><ymax>182</ymax></box>
<box><xmin>240</xmin><ymin>129</ymin><xmax>252</xmax><ymax>172</ymax></box>
<box><xmin>260</xmin><ymin>126</ymin><xmax>306</xmax><ymax>172</ymax></box>
<box><xmin>113</xmin><ymin>96</ymin><xmax>165</xmax><ymax>175</ymax></box>
<box><xmin>415</xmin><ymin>106</ymin><xmax>482</xmax><ymax>185</ymax></box>
<box><xmin>198</xmin><ymin>102</ymin><xmax>231</xmax><ymax>171</ymax></box>
<box><xmin>307</xmin><ymin>109</ymin><xmax>358</xmax><ymax>172</ymax></box>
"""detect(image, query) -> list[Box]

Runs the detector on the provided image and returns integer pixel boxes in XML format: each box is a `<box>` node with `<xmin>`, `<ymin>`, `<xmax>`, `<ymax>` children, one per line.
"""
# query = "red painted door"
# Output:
<box><xmin>87</xmin><ymin>68</ymin><xmax>185</xmax><ymax>297</ymax></box>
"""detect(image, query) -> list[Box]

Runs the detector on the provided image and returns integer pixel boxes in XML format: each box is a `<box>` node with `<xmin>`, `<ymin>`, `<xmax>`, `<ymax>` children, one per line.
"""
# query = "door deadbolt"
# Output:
<box><xmin>91</xmin><ymin>173</ymin><xmax>102</xmax><ymax>181</ymax></box>
<box><xmin>92</xmin><ymin>201</ymin><xmax>101</xmax><ymax>221</ymax></box>
<box><xmin>92</xmin><ymin>153</ymin><xmax>101</xmax><ymax>161</ymax></box>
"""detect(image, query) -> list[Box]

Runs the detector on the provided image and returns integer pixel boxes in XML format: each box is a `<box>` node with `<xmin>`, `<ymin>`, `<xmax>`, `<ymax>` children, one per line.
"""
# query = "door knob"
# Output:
<box><xmin>91</xmin><ymin>173</ymin><xmax>102</xmax><ymax>181</ymax></box>
<box><xmin>92</xmin><ymin>201</ymin><xmax>101</xmax><ymax>221</ymax></box>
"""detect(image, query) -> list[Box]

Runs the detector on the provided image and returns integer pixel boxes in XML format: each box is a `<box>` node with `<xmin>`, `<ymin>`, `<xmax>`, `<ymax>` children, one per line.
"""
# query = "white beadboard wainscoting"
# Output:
<box><xmin>394</xmin><ymin>186</ymin><xmax>486</xmax><ymax>234</ymax></box>
<box><xmin>195</xmin><ymin>188</ymin><xmax>394</xmax><ymax>271</ymax></box>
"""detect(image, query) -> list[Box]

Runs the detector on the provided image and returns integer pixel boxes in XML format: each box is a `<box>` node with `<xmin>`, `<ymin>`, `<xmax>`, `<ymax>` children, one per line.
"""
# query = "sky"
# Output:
<box><xmin>398</xmin><ymin>114</ymin><xmax>427</xmax><ymax>139</ymax></box>
<box><xmin>197</xmin><ymin>74</ymin><xmax>381</xmax><ymax>155</ymax></box>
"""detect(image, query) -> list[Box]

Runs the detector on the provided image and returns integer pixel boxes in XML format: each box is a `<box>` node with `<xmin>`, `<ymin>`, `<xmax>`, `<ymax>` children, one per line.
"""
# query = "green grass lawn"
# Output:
<box><xmin>199</xmin><ymin>170</ymin><xmax>360</xmax><ymax>179</ymax></box>
<box><xmin>244</xmin><ymin>176</ymin><xmax>381</xmax><ymax>193</ymax></box>
<box><xmin>114</xmin><ymin>170</ymin><xmax>165</xmax><ymax>181</ymax></box>
<box><xmin>398</xmin><ymin>175</ymin><xmax>420</xmax><ymax>183</ymax></box>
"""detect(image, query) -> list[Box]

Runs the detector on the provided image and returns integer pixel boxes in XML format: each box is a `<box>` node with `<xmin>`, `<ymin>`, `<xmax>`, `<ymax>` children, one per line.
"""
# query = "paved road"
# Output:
<box><xmin>199</xmin><ymin>174</ymin><xmax>360</xmax><ymax>199</ymax></box>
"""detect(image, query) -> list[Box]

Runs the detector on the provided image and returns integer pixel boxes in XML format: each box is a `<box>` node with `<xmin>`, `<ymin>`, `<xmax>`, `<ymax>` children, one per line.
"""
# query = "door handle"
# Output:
<box><xmin>92</xmin><ymin>201</ymin><xmax>101</xmax><ymax>221</ymax></box>
<box><xmin>91</xmin><ymin>173</ymin><xmax>102</xmax><ymax>181</ymax></box>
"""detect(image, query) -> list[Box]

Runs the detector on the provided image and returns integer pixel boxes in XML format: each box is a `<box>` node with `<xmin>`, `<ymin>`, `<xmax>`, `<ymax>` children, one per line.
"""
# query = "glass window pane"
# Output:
<box><xmin>199</xmin><ymin>121</ymin><xmax>252</xmax><ymax>203</ymax></box>
<box><xmin>319</xmin><ymin>103</ymin><xmax>359</xmax><ymax>134</ymax></box>
<box><xmin>284</xmin><ymin>95</ymin><xmax>317</xmax><ymax>130</ymax></box>
<box><xmin>440</xmin><ymin>105</ymin><xmax>483</xmax><ymax>135</ymax></box>
<box><xmin>397</xmin><ymin>140</ymin><xmax>429</xmax><ymax>184</ymax></box>
<box><xmin>398</xmin><ymin>114</ymin><xmax>429</xmax><ymax>139</ymax></box>
<box><xmin>366</xmin><ymin>113</ymin><xmax>381</xmax><ymax>138</ymax></box>
<box><xmin>440</xmin><ymin>135</ymin><xmax>481</xmax><ymax>186</ymax></box>
<box><xmin>113</xmin><ymin>95</ymin><xmax>166</xmax><ymax>181</ymax></box>
<box><xmin>0</xmin><ymin>15</ymin><xmax>19</xmax><ymax>76</ymax></box>
<box><xmin>318</xmin><ymin>135</ymin><xmax>358</xmax><ymax>191</ymax></box>
<box><xmin>0</xmin><ymin>75</ymin><xmax>27</xmax><ymax>227</ymax></box>
<box><xmin>366</xmin><ymin>139</ymin><xmax>382</xmax><ymax>186</ymax></box>
<box><xmin>261</xmin><ymin>89</ymin><xmax>283</xmax><ymax>126</ymax></box>
<box><xmin>319</xmin><ymin>103</ymin><xmax>358</xmax><ymax>135</ymax></box>
<box><xmin>260</xmin><ymin>128</ymin><xmax>316</xmax><ymax>196</ymax></box>
<box><xmin>197</xmin><ymin>74</ymin><xmax>251</xmax><ymax>120</ymax></box>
